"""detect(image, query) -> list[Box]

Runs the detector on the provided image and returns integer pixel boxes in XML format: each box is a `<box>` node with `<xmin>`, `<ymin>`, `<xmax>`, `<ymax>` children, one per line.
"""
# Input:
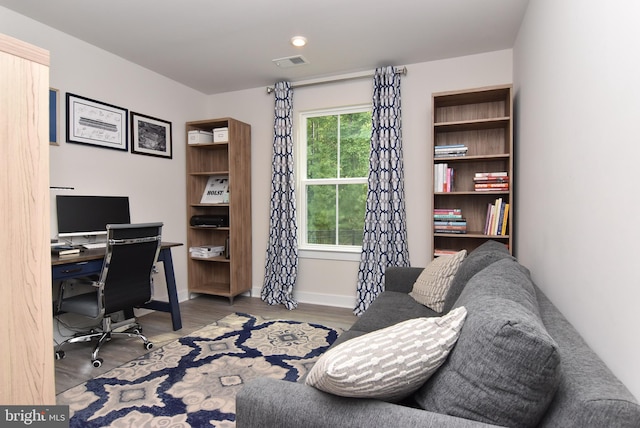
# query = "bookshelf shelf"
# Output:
<box><xmin>432</xmin><ymin>85</ymin><xmax>513</xmax><ymax>257</ymax></box>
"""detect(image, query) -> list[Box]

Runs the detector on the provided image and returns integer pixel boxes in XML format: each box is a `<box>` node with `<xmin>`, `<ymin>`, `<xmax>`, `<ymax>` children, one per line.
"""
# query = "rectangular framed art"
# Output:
<box><xmin>130</xmin><ymin>112</ymin><xmax>173</xmax><ymax>159</ymax></box>
<box><xmin>49</xmin><ymin>88</ymin><xmax>59</xmax><ymax>145</ymax></box>
<box><xmin>66</xmin><ymin>92</ymin><xmax>128</xmax><ymax>151</ymax></box>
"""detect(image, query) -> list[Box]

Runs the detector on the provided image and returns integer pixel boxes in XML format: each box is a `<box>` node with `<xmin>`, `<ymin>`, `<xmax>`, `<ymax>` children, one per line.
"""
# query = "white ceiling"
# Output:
<box><xmin>0</xmin><ymin>0</ymin><xmax>529</xmax><ymax>95</ymax></box>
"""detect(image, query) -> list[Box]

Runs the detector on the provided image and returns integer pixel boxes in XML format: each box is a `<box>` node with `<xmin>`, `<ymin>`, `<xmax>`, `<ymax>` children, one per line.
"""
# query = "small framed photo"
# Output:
<box><xmin>66</xmin><ymin>93</ymin><xmax>128</xmax><ymax>151</ymax></box>
<box><xmin>49</xmin><ymin>88</ymin><xmax>60</xmax><ymax>146</ymax></box>
<box><xmin>130</xmin><ymin>112</ymin><xmax>173</xmax><ymax>159</ymax></box>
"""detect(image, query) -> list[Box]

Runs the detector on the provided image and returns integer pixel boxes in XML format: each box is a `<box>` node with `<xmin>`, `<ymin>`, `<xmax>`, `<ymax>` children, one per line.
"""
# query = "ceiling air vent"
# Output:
<box><xmin>272</xmin><ymin>55</ymin><xmax>310</xmax><ymax>68</ymax></box>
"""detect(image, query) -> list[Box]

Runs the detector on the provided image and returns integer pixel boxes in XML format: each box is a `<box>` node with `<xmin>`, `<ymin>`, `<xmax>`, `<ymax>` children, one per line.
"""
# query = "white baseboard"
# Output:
<box><xmin>180</xmin><ymin>287</ymin><xmax>356</xmax><ymax>310</ymax></box>
<box><xmin>250</xmin><ymin>286</ymin><xmax>356</xmax><ymax>309</ymax></box>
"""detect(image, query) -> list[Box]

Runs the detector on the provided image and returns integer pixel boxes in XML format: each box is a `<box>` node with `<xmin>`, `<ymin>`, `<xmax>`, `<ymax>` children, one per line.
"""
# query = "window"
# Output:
<box><xmin>298</xmin><ymin>105</ymin><xmax>371</xmax><ymax>254</ymax></box>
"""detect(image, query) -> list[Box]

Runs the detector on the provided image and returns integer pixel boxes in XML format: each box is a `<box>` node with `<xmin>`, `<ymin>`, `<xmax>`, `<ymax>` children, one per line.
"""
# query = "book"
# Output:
<box><xmin>493</xmin><ymin>198</ymin><xmax>503</xmax><ymax>235</ymax></box>
<box><xmin>474</xmin><ymin>171</ymin><xmax>508</xmax><ymax>178</ymax></box>
<box><xmin>473</xmin><ymin>176</ymin><xmax>510</xmax><ymax>182</ymax></box>
<box><xmin>433</xmin><ymin>208</ymin><xmax>462</xmax><ymax>215</ymax></box>
<box><xmin>52</xmin><ymin>245</ymin><xmax>80</xmax><ymax>256</ymax></box>
<box><xmin>200</xmin><ymin>177</ymin><xmax>229</xmax><ymax>204</ymax></box>
<box><xmin>501</xmin><ymin>203</ymin><xmax>510</xmax><ymax>235</ymax></box>
<box><xmin>474</xmin><ymin>182</ymin><xmax>509</xmax><ymax>190</ymax></box>
<box><xmin>433</xmin><ymin>216</ymin><xmax>463</xmax><ymax>221</ymax></box>
<box><xmin>434</xmin><ymin>221</ymin><xmax>467</xmax><ymax>226</ymax></box>
<box><xmin>495</xmin><ymin>200</ymin><xmax>505</xmax><ymax>235</ymax></box>
<box><xmin>484</xmin><ymin>203</ymin><xmax>492</xmax><ymax>235</ymax></box>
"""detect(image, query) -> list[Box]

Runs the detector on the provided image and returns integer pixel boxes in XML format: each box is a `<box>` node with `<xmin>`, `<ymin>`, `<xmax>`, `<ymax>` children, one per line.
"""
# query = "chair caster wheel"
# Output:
<box><xmin>55</xmin><ymin>351</ymin><xmax>65</xmax><ymax>360</ymax></box>
<box><xmin>144</xmin><ymin>342</ymin><xmax>153</xmax><ymax>350</ymax></box>
<box><xmin>92</xmin><ymin>358</ymin><xmax>103</xmax><ymax>368</ymax></box>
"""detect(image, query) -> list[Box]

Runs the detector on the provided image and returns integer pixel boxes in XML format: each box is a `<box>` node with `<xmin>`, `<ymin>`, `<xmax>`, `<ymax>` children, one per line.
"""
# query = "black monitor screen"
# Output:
<box><xmin>56</xmin><ymin>195</ymin><xmax>130</xmax><ymax>237</ymax></box>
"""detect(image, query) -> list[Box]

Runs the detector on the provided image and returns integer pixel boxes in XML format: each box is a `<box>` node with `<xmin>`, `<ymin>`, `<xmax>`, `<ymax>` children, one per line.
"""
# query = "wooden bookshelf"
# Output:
<box><xmin>185</xmin><ymin>118</ymin><xmax>251</xmax><ymax>303</ymax></box>
<box><xmin>432</xmin><ymin>85</ymin><xmax>513</xmax><ymax>257</ymax></box>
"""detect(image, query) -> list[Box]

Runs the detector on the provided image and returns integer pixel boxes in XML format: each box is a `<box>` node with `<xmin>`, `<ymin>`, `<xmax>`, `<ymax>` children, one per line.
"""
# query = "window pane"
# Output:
<box><xmin>338</xmin><ymin>183</ymin><xmax>366</xmax><ymax>246</ymax></box>
<box><xmin>340</xmin><ymin>112</ymin><xmax>371</xmax><ymax>178</ymax></box>
<box><xmin>307</xmin><ymin>116</ymin><xmax>337</xmax><ymax>179</ymax></box>
<box><xmin>307</xmin><ymin>184</ymin><xmax>336</xmax><ymax>244</ymax></box>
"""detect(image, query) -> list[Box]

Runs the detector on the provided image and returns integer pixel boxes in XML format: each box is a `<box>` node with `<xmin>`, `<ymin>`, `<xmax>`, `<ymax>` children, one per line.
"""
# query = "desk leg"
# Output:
<box><xmin>142</xmin><ymin>248</ymin><xmax>183</xmax><ymax>331</ymax></box>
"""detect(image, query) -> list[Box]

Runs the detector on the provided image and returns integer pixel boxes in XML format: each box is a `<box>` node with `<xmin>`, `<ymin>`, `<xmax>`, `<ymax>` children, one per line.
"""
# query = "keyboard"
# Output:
<box><xmin>82</xmin><ymin>242</ymin><xmax>107</xmax><ymax>250</ymax></box>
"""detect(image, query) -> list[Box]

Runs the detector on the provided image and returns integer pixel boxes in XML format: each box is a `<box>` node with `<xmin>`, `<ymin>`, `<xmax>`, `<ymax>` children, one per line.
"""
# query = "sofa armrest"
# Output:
<box><xmin>236</xmin><ymin>378</ymin><xmax>498</xmax><ymax>428</ymax></box>
<box><xmin>384</xmin><ymin>266</ymin><xmax>424</xmax><ymax>294</ymax></box>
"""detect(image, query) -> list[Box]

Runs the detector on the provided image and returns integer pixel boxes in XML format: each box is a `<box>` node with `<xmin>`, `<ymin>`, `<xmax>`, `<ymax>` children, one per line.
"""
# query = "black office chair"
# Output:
<box><xmin>54</xmin><ymin>222</ymin><xmax>163</xmax><ymax>368</ymax></box>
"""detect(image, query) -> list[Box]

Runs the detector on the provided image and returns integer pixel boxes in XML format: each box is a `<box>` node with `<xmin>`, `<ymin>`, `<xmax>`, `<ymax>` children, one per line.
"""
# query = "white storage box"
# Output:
<box><xmin>188</xmin><ymin>130</ymin><xmax>213</xmax><ymax>145</ymax></box>
<box><xmin>213</xmin><ymin>127</ymin><xmax>229</xmax><ymax>142</ymax></box>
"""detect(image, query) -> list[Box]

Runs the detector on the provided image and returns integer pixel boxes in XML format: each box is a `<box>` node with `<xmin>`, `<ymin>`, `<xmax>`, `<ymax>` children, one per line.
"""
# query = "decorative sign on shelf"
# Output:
<box><xmin>200</xmin><ymin>177</ymin><xmax>229</xmax><ymax>204</ymax></box>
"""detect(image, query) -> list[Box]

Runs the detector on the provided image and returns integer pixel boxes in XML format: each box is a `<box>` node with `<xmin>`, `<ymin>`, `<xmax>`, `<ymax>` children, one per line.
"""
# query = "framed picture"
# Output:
<box><xmin>130</xmin><ymin>112</ymin><xmax>173</xmax><ymax>159</ymax></box>
<box><xmin>66</xmin><ymin>93</ymin><xmax>128</xmax><ymax>151</ymax></box>
<box><xmin>49</xmin><ymin>88</ymin><xmax>60</xmax><ymax>146</ymax></box>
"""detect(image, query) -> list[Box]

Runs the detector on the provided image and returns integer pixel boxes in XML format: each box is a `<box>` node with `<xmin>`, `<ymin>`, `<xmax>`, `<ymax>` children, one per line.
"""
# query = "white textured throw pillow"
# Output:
<box><xmin>409</xmin><ymin>250</ymin><xmax>467</xmax><ymax>313</ymax></box>
<box><xmin>305</xmin><ymin>306</ymin><xmax>467</xmax><ymax>401</ymax></box>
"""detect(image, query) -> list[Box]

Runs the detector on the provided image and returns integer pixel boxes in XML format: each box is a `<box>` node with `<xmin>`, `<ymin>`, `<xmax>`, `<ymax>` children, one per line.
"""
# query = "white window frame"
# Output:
<box><xmin>297</xmin><ymin>104</ymin><xmax>371</xmax><ymax>261</ymax></box>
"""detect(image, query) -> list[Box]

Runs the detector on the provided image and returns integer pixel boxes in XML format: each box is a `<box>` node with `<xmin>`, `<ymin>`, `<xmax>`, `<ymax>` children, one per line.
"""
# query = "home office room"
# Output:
<box><xmin>2</xmin><ymin>1</ymin><xmax>640</xmax><ymax>427</ymax></box>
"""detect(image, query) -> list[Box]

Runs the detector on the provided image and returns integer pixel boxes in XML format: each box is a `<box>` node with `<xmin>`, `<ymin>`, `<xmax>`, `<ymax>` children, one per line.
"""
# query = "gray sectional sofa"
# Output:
<box><xmin>236</xmin><ymin>241</ymin><xmax>640</xmax><ymax>427</ymax></box>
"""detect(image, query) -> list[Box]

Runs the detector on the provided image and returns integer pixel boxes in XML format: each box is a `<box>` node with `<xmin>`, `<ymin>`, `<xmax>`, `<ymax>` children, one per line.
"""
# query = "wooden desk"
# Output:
<box><xmin>52</xmin><ymin>242</ymin><xmax>183</xmax><ymax>331</ymax></box>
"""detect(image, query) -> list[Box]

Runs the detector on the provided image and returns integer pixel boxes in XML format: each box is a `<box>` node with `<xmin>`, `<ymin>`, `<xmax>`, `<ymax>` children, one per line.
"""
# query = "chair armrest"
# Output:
<box><xmin>236</xmin><ymin>378</ymin><xmax>498</xmax><ymax>428</ymax></box>
<box><xmin>384</xmin><ymin>266</ymin><xmax>424</xmax><ymax>294</ymax></box>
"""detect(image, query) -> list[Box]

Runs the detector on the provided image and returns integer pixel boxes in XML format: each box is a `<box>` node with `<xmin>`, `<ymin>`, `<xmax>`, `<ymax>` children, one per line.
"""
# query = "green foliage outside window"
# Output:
<box><xmin>304</xmin><ymin>110</ymin><xmax>371</xmax><ymax>247</ymax></box>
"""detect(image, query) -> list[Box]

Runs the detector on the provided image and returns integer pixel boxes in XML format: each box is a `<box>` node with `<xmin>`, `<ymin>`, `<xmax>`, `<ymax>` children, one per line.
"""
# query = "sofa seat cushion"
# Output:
<box><xmin>414</xmin><ymin>258</ymin><xmax>561</xmax><ymax>428</ymax></box>
<box><xmin>306</xmin><ymin>307</ymin><xmax>467</xmax><ymax>402</ymax></box>
<box><xmin>409</xmin><ymin>250</ymin><xmax>466</xmax><ymax>313</ymax></box>
<box><xmin>351</xmin><ymin>291</ymin><xmax>440</xmax><ymax>333</ymax></box>
<box><xmin>442</xmin><ymin>240</ymin><xmax>513</xmax><ymax>313</ymax></box>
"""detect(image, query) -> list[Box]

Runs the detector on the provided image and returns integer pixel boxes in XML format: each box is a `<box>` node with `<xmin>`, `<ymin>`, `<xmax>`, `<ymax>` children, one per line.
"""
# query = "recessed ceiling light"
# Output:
<box><xmin>290</xmin><ymin>36</ymin><xmax>307</xmax><ymax>47</ymax></box>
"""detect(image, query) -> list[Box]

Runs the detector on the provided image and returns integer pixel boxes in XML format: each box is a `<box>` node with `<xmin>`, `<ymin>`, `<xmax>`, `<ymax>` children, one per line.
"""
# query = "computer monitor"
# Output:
<box><xmin>56</xmin><ymin>195</ymin><xmax>131</xmax><ymax>238</ymax></box>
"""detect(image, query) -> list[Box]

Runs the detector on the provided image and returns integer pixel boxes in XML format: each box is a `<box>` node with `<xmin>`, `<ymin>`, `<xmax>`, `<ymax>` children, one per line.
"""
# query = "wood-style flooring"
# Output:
<box><xmin>54</xmin><ymin>294</ymin><xmax>358</xmax><ymax>394</ymax></box>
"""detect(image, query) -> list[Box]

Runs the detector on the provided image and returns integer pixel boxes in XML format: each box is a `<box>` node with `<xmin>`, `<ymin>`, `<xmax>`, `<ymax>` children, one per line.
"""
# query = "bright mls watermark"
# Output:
<box><xmin>0</xmin><ymin>406</ymin><xmax>68</xmax><ymax>428</ymax></box>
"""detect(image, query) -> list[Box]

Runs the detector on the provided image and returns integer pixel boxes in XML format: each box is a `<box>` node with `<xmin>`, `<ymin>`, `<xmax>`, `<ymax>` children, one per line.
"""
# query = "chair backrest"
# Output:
<box><xmin>99</xmin><ymin>222</ymin><xmax>163</xmax><ymax>314</ymax></box>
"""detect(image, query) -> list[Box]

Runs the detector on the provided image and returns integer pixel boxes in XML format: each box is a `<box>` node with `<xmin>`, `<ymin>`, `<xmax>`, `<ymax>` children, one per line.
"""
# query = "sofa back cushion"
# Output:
<box><xmin>442</xmin><ymin>240</ymin><xmax>513</xmax><ymax>313</ymax></box>
<box><xmin>414</xmin><ymin>258</ymin><xmax>561</xmax><ymax>428</ymax></box>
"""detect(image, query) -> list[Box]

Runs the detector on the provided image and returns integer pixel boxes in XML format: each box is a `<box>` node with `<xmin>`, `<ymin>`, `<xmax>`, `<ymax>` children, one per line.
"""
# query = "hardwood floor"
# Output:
<box><xmin>54</xmin><ymin>294</ymin><xmax>358</xmax><ymax>394</ymax></box>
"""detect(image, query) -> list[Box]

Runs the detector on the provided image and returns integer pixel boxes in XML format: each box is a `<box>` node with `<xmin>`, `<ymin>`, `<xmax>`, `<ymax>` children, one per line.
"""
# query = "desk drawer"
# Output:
<box><xmin>52</xmin><ymin>259</ymin><xmax>103</xmax><ymax>281</ymax></box>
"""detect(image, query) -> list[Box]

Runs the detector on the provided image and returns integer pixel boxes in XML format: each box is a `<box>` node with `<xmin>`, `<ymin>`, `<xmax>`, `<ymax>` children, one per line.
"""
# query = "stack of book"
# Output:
<box><xmin>474</xmin><ymin>171</ymin><xmax>509</xmax><ymax>191</ymax></box>
<box><xmin>434</xmin><ymin>144</ymin><xmax>468</xmax><ymax>158</ymax></box>
<box><xmin>434</xmin><ymin>208</ymin><xmax>466</xmax><ymax>234</ymax></box>
<box><xmin>189</xmin><ymin>245</ymin><xmax>225</xmax><ymax>258</ymax></box>
<box><xmin>484</xmin><ymin>198</ymin><xmax>510</xmax><ymax>236</ymax></box>
<box><xmin>434</xmin><ymin>163</ymin><xmax>454</xmax><ymax>192</ymax></box>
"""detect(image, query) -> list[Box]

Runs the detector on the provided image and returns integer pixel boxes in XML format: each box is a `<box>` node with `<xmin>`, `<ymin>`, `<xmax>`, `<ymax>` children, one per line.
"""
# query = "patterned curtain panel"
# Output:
<box><xmin>261</xmin><ymin>81</ymin><xmax>299</xmax><ymax>310</ymax></box>
<box><xmin>354</xmin><ymin>66</ymin><xmax>410</xmax><ymax>315</ymax></box>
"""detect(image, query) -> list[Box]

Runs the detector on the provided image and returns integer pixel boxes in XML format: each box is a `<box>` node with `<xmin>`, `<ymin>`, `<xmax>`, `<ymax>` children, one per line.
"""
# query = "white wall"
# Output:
<box><xmin>206</xmin><ymin>50</ymin><xmax>513</xmax><ymax>307</ymax></box>
<box><xmin>0</xmin><ymin>7</ymin><xmax>207</xmax><ymax>303</ymax></box>
<box><xmin>0</xmin><ymin>6</ymin><xmax>511</xmax><ymax>309</ymax></box>
<box><xmin>514</xmin><ymin>0</ymin><xmax>640</xmax><ymax>399</ymax></box>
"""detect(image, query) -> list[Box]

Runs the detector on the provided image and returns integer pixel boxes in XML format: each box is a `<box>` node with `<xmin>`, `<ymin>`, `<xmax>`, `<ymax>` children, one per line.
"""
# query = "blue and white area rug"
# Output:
<box><xmin>56</xmin><ymin>312</ymin><xmax>341</xmax><ymax>427</ymax></box>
